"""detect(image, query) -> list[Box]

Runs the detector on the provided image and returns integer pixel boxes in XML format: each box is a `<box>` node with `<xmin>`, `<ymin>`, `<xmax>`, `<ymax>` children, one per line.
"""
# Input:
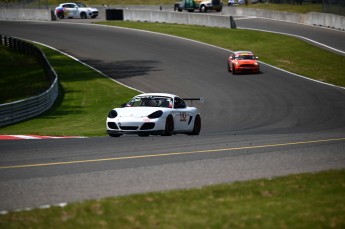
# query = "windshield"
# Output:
<box><xmin>235</xmin><ymin>55</ymin><xmax>255</xmax><ymax>60</ymax></box>
<box><xmin>126</xmin><ymin>96</ymin><xmax>173</xmax><ymax>108</ymax></box>
<box><xmin>76</xmin><ymin>2</ymin><xmax>87</xmax><ymax>7</ymax></box>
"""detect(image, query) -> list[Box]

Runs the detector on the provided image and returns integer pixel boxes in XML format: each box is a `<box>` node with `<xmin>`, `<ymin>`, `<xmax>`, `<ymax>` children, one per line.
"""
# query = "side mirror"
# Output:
<box><xmin>256</xmin><ymin>56</ymin><xmax>259</xmax><ymax>60</ymax></box>
<box><xmin>121</xmin><ymin>103</ymin><xmax>127</xmax><ymax>107</ymax></box>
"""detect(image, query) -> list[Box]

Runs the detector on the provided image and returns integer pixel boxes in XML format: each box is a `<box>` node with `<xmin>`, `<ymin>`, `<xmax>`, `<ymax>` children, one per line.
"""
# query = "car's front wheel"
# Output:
<box><xmin>80</xmin><ymin>12</ymin><xmax>87</xmax><ymax>19</ymax></box>
<box><xmin>162</xmin><ymin>116</ymin><xmax>174</xmax><ymax>136</ymax></box>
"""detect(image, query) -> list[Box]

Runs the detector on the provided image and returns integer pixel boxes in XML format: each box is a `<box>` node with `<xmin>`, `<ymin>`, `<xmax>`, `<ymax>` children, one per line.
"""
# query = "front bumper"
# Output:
<box><xmin>106</xmin><ymin>117</ymin><xmax>166</xmax><ymax>135</ymax></box>
<box><xmin>235</xmin><ymin>65</ymin><xmax>259</xmax><ymax>73</ymax></box>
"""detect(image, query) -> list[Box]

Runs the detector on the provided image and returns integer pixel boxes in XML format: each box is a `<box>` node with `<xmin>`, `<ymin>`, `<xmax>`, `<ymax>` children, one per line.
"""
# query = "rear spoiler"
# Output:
<box><xmin>182</xmin><ymin>97</ymin><xmax>204</xmax><ymax>106</ymax></box>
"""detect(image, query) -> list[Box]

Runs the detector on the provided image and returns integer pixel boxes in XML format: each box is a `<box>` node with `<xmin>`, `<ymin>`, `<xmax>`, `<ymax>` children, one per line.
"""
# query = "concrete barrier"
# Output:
<box><xmin>222</xmin><ymin>7</ymin><xmax>345</xmax><ymax>31</ymax></box>
<box><xmin>0</xmin><ymin>8</ymin><xmax>52</xmax><ymax>21</ymax></box>
<box><xmin>0</xmin><ymin>6</ymin><xmax>343</xmax><ymax>31</ymax></box>
<box><xmin>306</xmin><ymin>12</ymin><xmax>345</xmax><ymax>30</ymax></box>
<box><xmin>124</xmin><ymin>10</ymin><xmax>232</xmax><ymax>28</ymax></box>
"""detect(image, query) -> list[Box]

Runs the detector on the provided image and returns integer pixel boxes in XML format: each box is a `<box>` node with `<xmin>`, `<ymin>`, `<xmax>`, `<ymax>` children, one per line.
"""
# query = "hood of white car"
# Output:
<box><xmin>88</xmin><ymin>7</ymin><xmax>98</xmax><ymax>11</ymax></box>
<box><xmin>115</xmin><ymin>107</ymin><xmax>168</xmax><ymax>118</ymax></box>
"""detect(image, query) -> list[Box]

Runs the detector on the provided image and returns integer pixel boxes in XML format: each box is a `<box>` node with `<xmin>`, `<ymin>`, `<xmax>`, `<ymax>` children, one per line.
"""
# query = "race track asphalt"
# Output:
<box><xmin>0</xmin><ymin>18</ymin><xmax>345</xmax><ymax>211</ymax></box>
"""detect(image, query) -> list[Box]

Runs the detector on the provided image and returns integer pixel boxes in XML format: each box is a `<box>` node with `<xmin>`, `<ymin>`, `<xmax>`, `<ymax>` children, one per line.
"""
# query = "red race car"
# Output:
<box><xmin>228</xmin><ymin>51</ymin><xmax>260</xmax><ymax>75</ymax></box>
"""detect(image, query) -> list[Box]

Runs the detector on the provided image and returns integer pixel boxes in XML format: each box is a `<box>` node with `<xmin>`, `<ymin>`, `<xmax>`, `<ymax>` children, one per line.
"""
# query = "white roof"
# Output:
<box><xmin>233</xmin><ymin>51</ymin><xmax>254</xmax><ymax>55</ymax></box>
<box><xmin>135</xmin><ymin>93</ymin><xmax>178</xmax><ymax>98</ymax></box>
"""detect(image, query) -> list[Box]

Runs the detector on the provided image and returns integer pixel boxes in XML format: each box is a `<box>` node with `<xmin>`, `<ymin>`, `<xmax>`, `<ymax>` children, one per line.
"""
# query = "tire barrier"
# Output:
<box><xmin>105</xmin><ymin>9</ymin><xmax>124</xmax><ymax>20</ymax></box>
<box><xmin>0</xmin><ymin>35</ymin><xmax>59</xmax><ymax>127</ymax></box>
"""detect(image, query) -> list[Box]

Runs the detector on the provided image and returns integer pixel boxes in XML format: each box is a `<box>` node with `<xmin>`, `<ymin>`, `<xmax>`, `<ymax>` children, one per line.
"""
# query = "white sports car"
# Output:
<box><xmin>106</xmin><ymin>93</ymin><xmax>202</xmax><ymax>137</ymax></box>
<box><xmin>55</xmin><ymin>2</ymin><xmax>99</xmax><ymax>19</ymax></box>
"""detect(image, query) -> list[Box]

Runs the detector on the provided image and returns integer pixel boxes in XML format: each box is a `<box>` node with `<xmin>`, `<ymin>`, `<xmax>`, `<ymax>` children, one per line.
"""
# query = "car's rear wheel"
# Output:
<box><xmin>188</xmin><ymin>115</ymin><xmax>201</xmax><ymax>135</ymax></box>
<box><xmin>57</xmin><ymin>12</ymin><xmax>64</xmax><ymax>19</ymax></box>
<box><xmin>162</xmin><ymin>116</ymin><xmax>174</xmax><ymax>136</ymax></box>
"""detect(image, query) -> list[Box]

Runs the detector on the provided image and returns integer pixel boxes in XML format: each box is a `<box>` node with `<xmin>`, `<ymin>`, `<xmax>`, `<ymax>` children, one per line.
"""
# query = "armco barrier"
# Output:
<box><xmin>0</xmin><ymin>36</ymin><xmax>58</xmax><ymax>127</ymax></box>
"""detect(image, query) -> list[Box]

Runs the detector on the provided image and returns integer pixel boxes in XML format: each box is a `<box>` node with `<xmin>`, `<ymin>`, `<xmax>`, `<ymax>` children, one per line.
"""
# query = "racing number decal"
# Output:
<box><xmin>180</xmin><ymin>112</ymin><xmax>187</xmax><ymax>122</ymax></box>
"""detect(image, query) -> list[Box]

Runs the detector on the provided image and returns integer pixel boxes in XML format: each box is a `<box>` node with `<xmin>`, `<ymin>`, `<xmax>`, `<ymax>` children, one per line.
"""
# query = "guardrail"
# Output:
<box><xmin>0</xmin><ymin>35</ymin><xmax>59</xmax><ymax>127</ymax></box>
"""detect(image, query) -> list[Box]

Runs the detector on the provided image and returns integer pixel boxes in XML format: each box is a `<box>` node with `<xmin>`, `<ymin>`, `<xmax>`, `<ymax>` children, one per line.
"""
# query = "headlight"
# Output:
<box><xmin>108</xmin><ymin>110</ymin><xmax>117</xmax><ymax>118</ymax></box>
<box><xmin>148</xmin><ymin>110</ymin><xmax>163</xmax><ymax>119</ymax></box>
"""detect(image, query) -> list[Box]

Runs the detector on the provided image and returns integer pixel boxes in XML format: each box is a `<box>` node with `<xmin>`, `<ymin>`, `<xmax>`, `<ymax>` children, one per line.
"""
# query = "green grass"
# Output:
<box><xmin>0</xmin><ymin>46</ymin><xmax>138</xmax><ymax>136</ymax></box>
<box><xmin>0</xmin><ymin>46</ymin><xmax>50</xmax><ymax>104</ymax></box>
<box><xmin>97</xmin><ymin>21</ymin><xmax>345</xmax><ymax>87</ymax></box>
<box><xmin>1</xmin><ymin>169</ymin><xmax>344</xmax><ymax>228</ymax></box>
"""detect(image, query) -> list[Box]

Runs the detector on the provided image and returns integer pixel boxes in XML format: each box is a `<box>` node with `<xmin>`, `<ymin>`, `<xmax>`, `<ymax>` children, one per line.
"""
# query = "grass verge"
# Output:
<box><xmin>0</xmin><ymin>46</ymin><xmax>138</xmax><ymax>136</ymax></box>
<box><xmin>0</xmin><ymin>46</ymin><xmax>50</xmax><ymax>104</ymax></box>
<box><xmin>97</xmin><ymin>21</ymin><xmax>345</xmax><ymax>87</ymax></box>
<box><xmin>0</xmin><ymin>169</ymin><xmax>344</xmax><ymax>228</ymax></box>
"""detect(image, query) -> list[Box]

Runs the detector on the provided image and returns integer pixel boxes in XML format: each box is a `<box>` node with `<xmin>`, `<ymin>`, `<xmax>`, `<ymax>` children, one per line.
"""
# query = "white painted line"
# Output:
<box><xmin>238</xmin><ymin>26</ymin><xmax>345</xmax><ymax>56</ymax></box>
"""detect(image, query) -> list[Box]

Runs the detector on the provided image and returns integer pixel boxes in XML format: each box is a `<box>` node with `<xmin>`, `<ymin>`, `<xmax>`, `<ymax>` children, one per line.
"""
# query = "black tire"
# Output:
<box><xmin>174</xmin><ymin>5</ymin><xmax>182</xmax><ymax>12</ymax></box>
<box><xmin>200</xmin><ymin>5</ymin><xmax>207</xmax><ymax>13</ymax></box>
<box><xmin>57</xmin><ymin>12</ymin><xmax>64</xmax><ymax>19</ymax></box>
<box><xmin>80</xmin><ymin>12</ymin><xmax>87</xmax><ymax>19</ymax></box>
<box><xmin>162</xmin><ymin>116</ymin><xmax>174</xmax><ymax>136</ymax></box>
<box><xmin>232</xmin><ymin>64</ymin><xmax>236</xmax><ymax>75</ymax></box>
<box><xmin>227</xmin><ymin>62</ymin><xmax>231</xmax><ymax>72</ymax></box>
<box><xmin>188</xmin><ymin>115</ymin><xmax>201</xmax><ymax>135</ymax></box>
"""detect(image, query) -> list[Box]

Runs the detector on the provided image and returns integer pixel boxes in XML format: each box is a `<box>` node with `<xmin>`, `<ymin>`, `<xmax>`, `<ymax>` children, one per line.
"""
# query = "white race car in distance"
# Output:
<box><xmin>106</xmin><ymin>93</ymin><xmax>202</xmax><ymax>137</ymax></box>
<box><xmin>55</xmin><ymin>2</ymin><xmax>99</xmax><ymax>19</ymax></box>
